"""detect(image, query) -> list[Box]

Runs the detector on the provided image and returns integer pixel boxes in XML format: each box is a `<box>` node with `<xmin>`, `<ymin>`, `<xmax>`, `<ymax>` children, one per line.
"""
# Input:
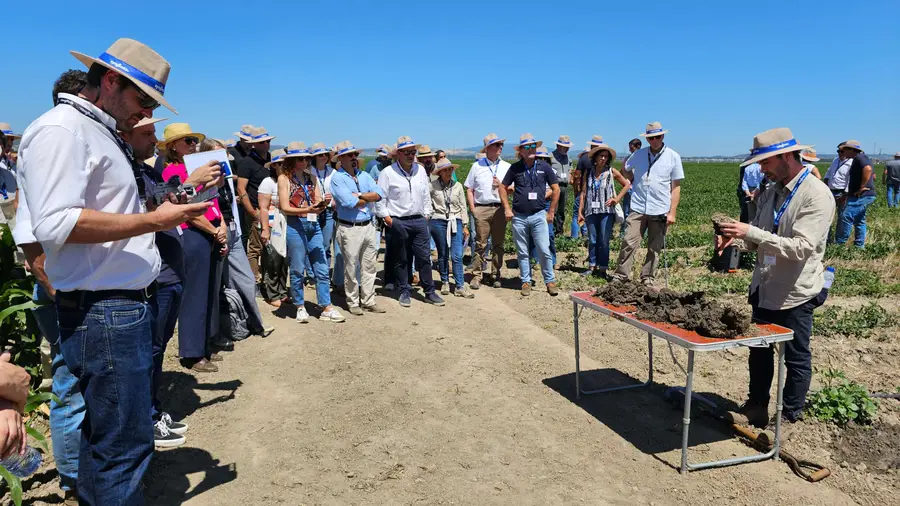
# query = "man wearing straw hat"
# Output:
<box><xmin>885</xmin><ymin>153</ymin><xmax>900</xmax><ymax>209</ymax></box>
<box><xmin>376</xmin><ymin>136</ymin><xmax>445</xmax><ymax>307</ymax></box>
<box><xmin>717</xmin><ymin>127</ymin><xmax>834</xmax><ymax>432</ymax></box>
<box><xmin>417</xmin><ymin>144</ymin><xmax>437</xmax><ymax>177</ymax></box>
<box><xmin>499</xmin><ymin>134</ymin><xmax>561</xmax><ymax>296</ymax></box>
<box><xmin>464</xmin><ymin>133</ymin><xmax>511</xmax><ymax>289</ymax></box>
<box><xmin>331</xmin><ymin>141</ymin><xmax>387</xmax><ymax>315</ymax></box>
<box><xmin>550</xmin><ymin>135</ymin><xmax>573</xmax><ymax>236</ymax></box>
<box><xmin>364</xmin><ymin>144</ymin><xmax>392</xmax><ymax>181</ymax></box>
<box><xmin>18</xmin><ymin>38</ymin><xmax>211</xmax><ymax>504</ymax></box>
<box><xmin>234</xmin><ymin>126</ymin><xmax>276</xmax><ymax>287</ymax></box>
<box><xmin>833</xmin><ymin>140</ymin><xmax>876</xmax><ymax>249</ymax></box>
<box><xmin>613</xmin><ymin>122</ymin><xmax>683</xmax><ymax>285</ymax></box>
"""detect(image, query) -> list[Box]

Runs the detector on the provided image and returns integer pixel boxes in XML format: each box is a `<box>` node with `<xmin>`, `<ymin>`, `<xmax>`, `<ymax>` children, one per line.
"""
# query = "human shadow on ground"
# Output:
<box><xmin>543</xmin><ymin>369</ymin><xmax>741</xmax><ymax>470</ymax></box>
<box><xmin>157</xmin><ymin>371</ymin><xmax>243</xmax><ymax>422</ymax></box>
<box><xmin>144</xmin><ymin>447</ymin><xmax>238</xmax><ymax>505</ymax></box>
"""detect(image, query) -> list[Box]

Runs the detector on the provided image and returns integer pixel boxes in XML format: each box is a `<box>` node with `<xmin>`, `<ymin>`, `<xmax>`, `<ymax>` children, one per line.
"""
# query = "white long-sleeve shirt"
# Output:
<box><xmin>18</xmin><ymin>93</ymin><xmax>160</xmax><ymax>291</ymax></box>
<box><xmin>823</xmin><ymin>157</ymin><xmax>852</xmax><ymax>191</ymax></box>
<box><xmin>375</xmin><ymin>162</ymin><xmax>433</xmax><ymax>218</ymax></box>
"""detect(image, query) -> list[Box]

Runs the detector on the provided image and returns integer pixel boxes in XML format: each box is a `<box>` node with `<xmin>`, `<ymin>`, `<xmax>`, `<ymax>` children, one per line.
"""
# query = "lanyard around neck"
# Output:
<box><xmin>397</xmin><ymin>163</ymin><xmax>413</xmax><ymax>192</ymax></box>
<box><xmin>773</xmin><ymin>168</ymin><xmax>811</xmax><ymax>230</ymax></box>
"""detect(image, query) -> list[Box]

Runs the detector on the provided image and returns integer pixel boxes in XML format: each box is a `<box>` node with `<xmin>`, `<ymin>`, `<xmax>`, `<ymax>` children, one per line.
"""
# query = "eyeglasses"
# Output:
<box><xmin>183</xmin><ymin>137</ymin><xmax>199</xmax><ymax>145</ymax></box>
<box><xmin>315</xmin><ymin>153</ymin><xmax>329</xmax><ymax>158</ymax></box>
<box><xmin>399</xmin><ymin>149</ymin><xmax>417</xmax><ymax>156</ymax></box>
<box><xmin>344</xmin><ymin>153</ymin><xmax>359</xmax><ymax>159</ymax></box>
<box><xmin>123</xmin><ymin>79</ymin><xmax>160</xmax><ymax>110</ymax></box>
<box><xmin>520</xmin><ymin>143</ymin><xmax>537</xmax><ymax>150</ymax></box>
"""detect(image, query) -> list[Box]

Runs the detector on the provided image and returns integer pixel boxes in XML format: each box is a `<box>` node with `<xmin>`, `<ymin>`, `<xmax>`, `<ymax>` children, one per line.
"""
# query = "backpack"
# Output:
<box><xmin>220</xmin><ymin>288</ymin><xmax>250</xmax><ymax>341</ymax></box>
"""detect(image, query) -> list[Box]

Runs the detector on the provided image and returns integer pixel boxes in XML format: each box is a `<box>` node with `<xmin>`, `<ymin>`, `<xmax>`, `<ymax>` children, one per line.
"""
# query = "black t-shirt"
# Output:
<box><xmin>235</xmin><ymin>151</ymin><xmax>269</xmax><ymax>209</ymax></box>
<box><xmin>847</xmin><ymin>153</ymin><xmax>875</xmax><ymax>197</ymax></box>
<box><xmin>140</xmin><ymin>164</ymin><xmax>185</xmax><ymax>286</ymax></box>
<box><xmin>502</xmin><ymin>159</ymin><xmax>559</xmax><ymax>216</ymax></box>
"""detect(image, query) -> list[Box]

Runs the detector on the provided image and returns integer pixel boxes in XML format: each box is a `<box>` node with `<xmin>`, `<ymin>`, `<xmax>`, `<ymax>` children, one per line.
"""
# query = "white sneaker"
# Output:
<box><xmin>321</xmin><ymin>308</ymin><xmax>346</xmax><ymax>323</ymax></box>
<box><xmin>160</xmin><ymin>412</ymin><xmax>188</xmax><ymax>435</ymax></box>
<box><xmin>296</xmin><ymin>308</ymin><xmax>310</xmax><ymax>323</ymax></box>
<box><xmin>154</xmin><ymin>420</ymin><xmax>185</xmax><ymax>449</ymax></box>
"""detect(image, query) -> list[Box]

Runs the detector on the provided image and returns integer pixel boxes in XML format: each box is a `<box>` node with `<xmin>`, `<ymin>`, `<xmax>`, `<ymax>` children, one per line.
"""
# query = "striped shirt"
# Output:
<box><xmin>582</xmin><ymin>169</ymin><xmax>616</xmax><ymax>216</ymax></box>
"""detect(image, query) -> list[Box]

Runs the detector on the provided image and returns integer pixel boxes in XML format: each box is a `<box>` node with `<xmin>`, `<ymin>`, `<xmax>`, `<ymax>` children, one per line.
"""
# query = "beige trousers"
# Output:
<box><xmin>471</xmin><ymin>204</ymin><xmax>507</xmax><ymax>278</ymax></box>
<box><xmin>337</xmin><ymin>221</ymin><xmax>378</xmax><ymax>308</ymax></box>
<box><xmin>614</xmin><ymin>212</ymin><xmax>667</xmax><ymax>282</ymax></box>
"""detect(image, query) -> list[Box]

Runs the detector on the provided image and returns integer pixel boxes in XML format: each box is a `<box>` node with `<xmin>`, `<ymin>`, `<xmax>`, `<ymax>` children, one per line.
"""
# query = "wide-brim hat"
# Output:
<box><xmin>233</xmin><ymin>125</ymin><xmax>255</xmax><ymax>141</ymax></box>
<box><xmin>71</xmin><ymin>38</ymin><xmax>176</xmax><ymax>113</ymax></box>
<box><xmin>639</xmin><ymin>122</ymin><xmax>669</xmax><ymax>138</ymax></box>
<box><xmin>514</xmin><ymin>133</ymin><xmax>543</xmax><ymax>151</ymax></box>
<box><xmin>800</xmin><ymin>146</ymin><xmax>820</xmax><ymax>162</ymax></box>
<box><xmin>433</xmin><ymin>158</ymin><xmax>459</xmax><ymax>174</ymax></box>
<box><xmin>131</xmin><ymin>117</ymin><xmax>167</xmax><ymax>131</ymax></box>
<box><xmin>391</xmin><ymin>136</ymin><xmax>419</xmax><ymax>155</ymax></box>
<box><xmin>0</xmin><ymin>123</ymin><xmax>21</xmax><ymax>139</ymax></box>
<box><xmin>588</xmin><ymin>143</ymin><xmax>617</xmax><ymax>163</ymax></box>
<box><xmin>475</xmin><ymin>152</ymin><xmax>486</xmax><ymax>160</ymax></box>
<box><xmin>417</xmin><ymin>144</ymin><xmax>435</xmax><ymax>158</ymax></box>
<box><xmin>240</xmin><ymin>126</ymin><xmax>275</xmax><ymax>144</ymax></box>
<box><xmin>536</xmin><ymin>146</ymin><xmax>552</xmax><ymax>159</ymax></box>
<box><xmin>283</xmin><ymin>141</ymin><xmax>311</xmax><ymax>159</ymax></box>
<box><xmin>376</xmin><ymin>144</ymin><xmax>392</xmax><ymax>157</ymax></box>
<box><xmin>555</xmin><ymin>135</ymin><xmax>573</xmax><ymax>148</ymax></box>
<box><xmin>308</xmin><ymin>142</ymin><xmax>332</xmax><ymax>157</ymax></box>
<box><xmin>840</xmin><ymin>139</ymin><xmax>863</xmax><ymax>152</ymax></box>
<box><xmin>264</xmin><ymin>149</ymin><xmax>287</xmax><ymax>169</ymax></box>
<box><xmin>333</xmin><ymin>140</ymin><xmax>363</xmax><ymax>159</ymax></box>
<box><xmin>588</xmin><ymin>135</ymin><xmax>605</xmax><ymax>147</ymax></box>
<box><xmin>157</xmin><ymin>122</ymin><xmax>205</xmax><ymax>148</ymax></box>
<box><xmin>483</xmin><ymin>133</ymin><xmax>506</xmax><ymax>149</ymax></box>
<box><xmin>740</xmin><ymin>127</ymin><xmax>811</xmax><ymax>167</ymax></box>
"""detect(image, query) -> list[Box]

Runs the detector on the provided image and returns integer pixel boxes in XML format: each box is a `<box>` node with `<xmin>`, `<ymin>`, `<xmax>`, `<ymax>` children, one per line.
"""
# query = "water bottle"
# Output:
<box><xmin>823</xmin><ymin>266</ymin><xmax>835</xmax><ymax>289</ymax></box>
<box><xmin>1</xmin><ymin>446</ymin><xmax>42</xmax><ymax>477</ymax></box>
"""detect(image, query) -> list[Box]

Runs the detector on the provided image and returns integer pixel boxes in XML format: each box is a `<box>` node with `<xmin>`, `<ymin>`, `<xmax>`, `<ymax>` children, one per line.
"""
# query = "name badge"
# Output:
<box><xmin>307</xmin><ymin>213</ymin><xmax>318</xmax><ymax>222</ymax></box>
<box><xmin>528</xmin><ymin>192</ymin><xmax>538</xmax><ymax>200</ymax></box>
<box><xmin>763</xmin><ymin>254</ymin><xmax>777</xmax><ymax>266</ymax></box>
<box><xmin>229</xmin><ymin>221</ymin><xmax>237</xmax><ymax>232</ymax></box>
<box><xmin>176</xmin><ymin>226</ymin><xmax>183</xmax><ymax>236</ymax></box>
<box><xmin>591</xmin><ymin>201</ymin><xmax>601</xmax><ymax>209</ymax></box>
<box><xmin>139</xmin><ymin>200</ymin><xmax>148</xmax><ymax>214</ymax></box>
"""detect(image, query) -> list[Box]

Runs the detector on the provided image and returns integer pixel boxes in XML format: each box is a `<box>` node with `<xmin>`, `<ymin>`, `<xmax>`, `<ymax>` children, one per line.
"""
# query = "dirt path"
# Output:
<box><xmin>138</xmin><ymin>286</ymin><xmax>857</xmax><ymax>506</ymax></box>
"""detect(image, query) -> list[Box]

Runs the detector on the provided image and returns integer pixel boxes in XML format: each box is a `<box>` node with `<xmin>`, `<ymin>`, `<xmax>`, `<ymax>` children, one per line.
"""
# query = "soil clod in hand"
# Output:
<box><xmin>593</xmin><ymin>281</ymin><xmax>752</xmax><ymax>338</ymax></box>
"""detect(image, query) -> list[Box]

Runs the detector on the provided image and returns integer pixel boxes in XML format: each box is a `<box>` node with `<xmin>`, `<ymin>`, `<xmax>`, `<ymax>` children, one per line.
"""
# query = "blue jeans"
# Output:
<box><xmin>32</xmin><ymin>284</ymin><xmax>83</xmax><ymax>492</ymax></box>
<box><xmin>305</xmin><ymin>210</ymin><xmax>343</xmax><ymax>285</ymax></box>
<box><xmin>529</xmin><ymin>219</ymin><xmax>556</xmax><ymax>267</ymax></box>
<box><xmin>887</xmin><ymin>183</ymin><xmax>900</xmax><ymax>208</ymax></box>
<box><xmin>57</xmin><ymin>295</ymin><xmax>154</xmax><ymax>505</ymax></box>
<box><xmin>429</xmin><ymin>218</ymin><xmax>465</xmax><ymax>288</ymax></box>
<box><xmin>586</xmin><ymin>213</ymin><xmax>615</xmax><ymax>269</ymax></box>
<box><xmin>287</xmin><ymin>217</ymin><xmax>332</xmax><ymax>307</ymax></box>
<box><xmin>148</xmin><ymin>283</ymin><xmax>183</xmax><ymax>420</ymax></box>
<box><xmin>512</xmin><ymin>210</ymin><xmax>556</xmax><ymax>285</ymax></box>
<box><xmin>836</xmin><ymin>195</ymin><xmax>876</xmax><ymax>248</ymax></box>
<box><xmin>571</xmin><ymin>193</ymin><xmax>587</xmax><ymax>238</ymax></box>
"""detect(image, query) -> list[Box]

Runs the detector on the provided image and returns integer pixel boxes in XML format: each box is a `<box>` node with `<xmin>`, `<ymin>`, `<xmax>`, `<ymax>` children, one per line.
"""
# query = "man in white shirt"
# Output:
<box><xmin>822</xmin><ymin>142</ymin><xmax>852</xmax><ymax>242</ymax></box>
<box><xmin>464</xmin><ymin>133</ymin><xmax>511</xmax><ymax>289</ymax></box>
<box><xmin>614</xmin><ymin>122</ymin><xmax>684</xmax><ymax>285</ymax></box>
<box><xmin>18</xmin><ymin>38</ymin><xmax>209</xmax><ymax>505</ymax></box>
<box><xmin>376</xmin><ymin>136</ymin><xmax>445</xmax><ymax>308</ymax></box>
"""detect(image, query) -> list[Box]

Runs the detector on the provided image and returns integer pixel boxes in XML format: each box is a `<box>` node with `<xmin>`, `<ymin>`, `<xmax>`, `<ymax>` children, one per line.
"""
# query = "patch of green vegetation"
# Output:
<box><xmin>814</xmin><ymin>303</ymin><xmax>897</xmax><ymax>339</ymax></box>
<box><xmin>806</xmin><ymin>369</ymin><xmax>878</xmax><ymax>427</ymax></box>
<box><xmin>831</xmin><ymin>268</ymin><xmax>900</xmax><ymax>297</ymax></box>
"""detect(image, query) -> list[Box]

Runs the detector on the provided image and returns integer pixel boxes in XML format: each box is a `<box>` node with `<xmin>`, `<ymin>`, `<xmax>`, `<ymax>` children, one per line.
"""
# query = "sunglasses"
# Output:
<box><xmin>123</xmin><ymin>79</ymin><xmax>160</xmax><ymax>110</ymax></box>
<box><xmin>520</xmin><ymin>143</ymin><xmax>537</xmax><ymax>150</ymax></box>
<box><xmin>315</xmin><ymin>153</ymin><xmax>329</xmax><ymax>158</ymax></box>
<box><xmin>399</xmin><ymin>149</ymin><xmax>417</xmax><ymax>156</ymax></box>
<box><xmin>344</xmin><ymin>153</ymin><xmax>359</xmax><ymax>159</ymax></box>
<box><xmin>183</xmin><ymin>136</ymin><xmax>200</xmax><ymax>145</ymax></box>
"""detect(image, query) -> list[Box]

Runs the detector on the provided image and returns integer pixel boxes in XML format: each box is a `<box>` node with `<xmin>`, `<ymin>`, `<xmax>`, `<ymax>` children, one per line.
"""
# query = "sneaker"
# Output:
<box><xmin>581</xmin><ymin>269</ymin><xmax>594</xmax><ymax>278</ymax></box>
<box><xmin>492</xmin><ymin>279</ymin><xmax>501</xmax><ymax>288</ymax></box>
<box><xmin>455</xmin><ymin>285</ymin><xmax>475</xmax><ymax>298</ymax></box>
<box><xmin>160</xmin><ymin>412</ymin><xmax>188</xmax><ymax>436</ymax></box>
<box><xmin>349</xmin><ymin>306</ymin><xmax>364</xmax><ymax>316</ymax></box>
<box><xmin>725</xmin><ymin>401</ymin><xmax>769</xmax><ymax>429</ymax></box>
<box><xmin>384</xmin><ymin>283</ymin><xmax>395</xmax><ymax>292</ymax></box>
<box><xmin>399</xmin><ymin>292</ymin><xmax>411</xmax><ymax>307</ymax></box>
<box><xmin>321</xmin><ymin>307</ymin><xmax>345</xmax><ymax>322</ymax></box>
<box><xmin>440</xmin><ymin>285</ymin><xmax>450</xmax><ymax>295</ymax></box>
<box><xmin>521</xmin><ymin>283</ymin><xmax>531</xmax><ymax>296</ymax></box>
<box><xmin>547</xmin><ymin>283</ymin><xmax>559</xmax><ymax>296</ymax></box>
<box><xmin>296</xmin><ymin>308</ymin><xmax>310</xmax><ymax>323</ymax></box>
<box><xmin>470</xmin><ymin>278</ymin><xmax>481</xmax><ymax>290</ymax></box>
<box><xmin>362</xmin><ymin>304</ymin><xmax>386</xmax><ymax>313</ymax></box>
<box><xmin>154</xmin><ymin>420</ymin><xmax>185</xmax><ymax>449</ymax></box>
<box><xmin>426</xmin><ymin>293</ymin><xmax>446</xmax><ymax>306</ymax></box>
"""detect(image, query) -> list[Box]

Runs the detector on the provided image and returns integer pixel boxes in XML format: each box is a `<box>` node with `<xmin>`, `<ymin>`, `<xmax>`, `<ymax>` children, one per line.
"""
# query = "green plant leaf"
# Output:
<box><xmin>0</xmin><ymin>464</ymin><xmax>23</xmax><ymax>506</ymax></box>
<box><xmin>0</xmin><ymin>301</ymin><xmax>39</xmax><ymax>326</ymax></box>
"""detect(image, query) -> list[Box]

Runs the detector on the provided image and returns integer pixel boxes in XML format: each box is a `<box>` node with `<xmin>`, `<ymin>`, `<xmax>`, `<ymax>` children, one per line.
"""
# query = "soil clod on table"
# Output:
<box><xmin>593</xmin><ymin>281</ymin><xmax>753</xmax><ymax>338</ymax></box>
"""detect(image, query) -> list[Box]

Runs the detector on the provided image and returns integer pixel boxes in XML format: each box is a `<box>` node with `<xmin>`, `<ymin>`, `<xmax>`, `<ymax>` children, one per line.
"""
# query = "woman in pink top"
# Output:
<box><xmin>158</xmin><ymin>123</ymin><xmax>225</xmax><ymax>373</ymax></box>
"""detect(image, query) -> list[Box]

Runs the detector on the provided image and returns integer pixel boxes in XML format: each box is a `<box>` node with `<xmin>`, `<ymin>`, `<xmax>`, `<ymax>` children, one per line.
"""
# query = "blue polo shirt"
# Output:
<box><xmin>502</xmin><ymin>159</ymin><xmax>559</xmax><ymax>216</ymax></box>
<box><xmin>331</xmin><ymin>168</ymin><xmax>384</xmax><ymax>223</ymax></box>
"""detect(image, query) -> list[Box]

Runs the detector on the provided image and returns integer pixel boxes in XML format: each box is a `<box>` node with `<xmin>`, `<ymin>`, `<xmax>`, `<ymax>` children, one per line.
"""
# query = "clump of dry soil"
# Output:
<box><xmin>593</xmin><ymin>281</ymin><xmax>752</xmax><ymax>338</ymax></box>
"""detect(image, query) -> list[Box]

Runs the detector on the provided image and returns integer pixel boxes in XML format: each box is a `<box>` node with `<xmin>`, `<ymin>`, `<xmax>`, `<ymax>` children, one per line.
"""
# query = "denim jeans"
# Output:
<box><xmin>887</xmin><ymin>183</ymin><xmax>900</xmax><ymax>208</ymax></box>
<box><xmin>529</xmin><ymin>216</ymin><xmax>556</xmax><ymax>267</ymax></box>
<box><xmin>287</xmin><ymin>216</ymin><xmax>332</xmax><ymax>307</ymax></box>
<box><xmin>586</xmin><ymin>213</ymin><xmax>615</xmax><ymax>269</ymax></box>
<box><xmin>33</xmin><ymin>285</ymin><xmax>83</xmax><ymax>492</ymax></box>
<box><xmin>148</xmin><ymin>283</ymin><xmax>183</xmax><ymax>420</ymax></box>
<box><xmin>512</xmin><ymin>210</ymin><xmax>555</xmax><ymax>285</ymax></box>
<box><xmin>570</xmin><ymin>192</ymin><xmax>587</xmax><ymax>238</ymax></box>
<box><xmin>429</xmin><ymin>218</ymin><xmax>465</xmax><ymax>288</ymax></box>
<box><xmin>57</xmin><ymin>295</ymin><xmax>154</xmax><ymax>505</ymax></box>
<box><xmin>835</xmin><ymin>195</ymin><xmax>876</xmax><ymax>248</ymax></box>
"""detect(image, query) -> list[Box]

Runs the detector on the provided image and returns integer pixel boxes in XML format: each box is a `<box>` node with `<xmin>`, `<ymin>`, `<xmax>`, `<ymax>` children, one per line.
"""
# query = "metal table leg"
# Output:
<box><xmin>680</xmin><ymin>351</ymin><xmax>695</xmax><ymax>474</ymax></box>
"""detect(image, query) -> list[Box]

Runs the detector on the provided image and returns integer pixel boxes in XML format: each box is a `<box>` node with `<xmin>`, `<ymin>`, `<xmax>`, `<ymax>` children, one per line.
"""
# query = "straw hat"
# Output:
<box><xmin>740</xmin><ymin>127</ymin><xmax>811</xmax><ymax>167</ymax></box>
<box><xmin>132</xmin><ymin>117</ymin><xmax>167</xmax><ymax>130</ymax></box>
<box><xmin>639</xmin><ymin>122</ymin><xmax>669</xmax><ymax>138</ymax></box>
<box><xmin>894</xmin><ymin>152</ymin><xmax>900</xmax><ymax>158</ymax></box>
<box><xmin>840</xmin><ymin>140</ymin><xmax>863</xmax><ymax>152</ymax></box>
<box><xmin>536</xmin><ymin>146</ymin><xmax>552</xmax><ymax>159</ymax></box>
<box><xmin>0</xmin><ymin>123</ymin><xmax>21</xmax><ymax>139</ymax></box>
<box><xmin>225</xmin><ymin>138</ymin><xmax>237</xmax><ymax>147</ymax></box>
<box><xmin>283</xmin><ymin>141</ymin><xmax>311</xmax><ymax>159</ymax></box>
<box><xmin>800</xmin><ymin>147</ymin><xmax>820</xmax><ymax>163</ymax></box>
<box><xmin>264</xmin><ymin>149</ymin><xmax>287</xmax><ymax>169</ymax></box>
<box><xmin>417</xmin><ymin>144</ymin><xmax>435</xmax><ymax>158</ymax></box>
<box><xmin>588</xmin><ymin>143</ymin><xmax>617</xmax><ymax>163</ymax></box>
<box><xmin>514</xmin><ymin>133</ymin><xmax>543</xmax><ymax>151</ymax></box>
<box><xmin>555</xmin><ymin>135</ymin><xmax>573</xmax><ymax>148</ymax></box>
<box><xmin>333</xmin><ymin>140</ymin><xmax>363</xmax><ymax>158</ymax></box>
<box><xmin>157</xmin><ymin>123</ymin><xmax>205</xmax><ymax>148</ymax></box>
<box><xmin>588</xmin><ymin>135</ymin><xmax>605</xmax><ymax>147</ymax></box>
<box><xmin>432</xmin><ymin>157</ymin><xmax>459</xmax><ymax>175</ymax></box>
<box><xmin>475</xmin><ymin>152</ymin><xmax>486</xmax><ymax>160</ymax></box>
<box><xmin>71</xmin><ymin>38</ymin><xmax>175</xmax><ymax>113</ymax></box>
<box><xmin>391</xmin><ymin>136</ymin><xmax>419</xmax><ymax>155</ymax></box>
<box><xmin>376</xmin><ymin>144</ymin><xmax>392</xmax><ymax>157</ymax></box>
<box><xmin>239</xmin><ymin>126</ymin><xmax>275</xmax><ymax>144</ymax></box>
<box><xmin>308</xmin><ymin>142</ymin><xmax>332</xmax><ymax>157</ymax></box>
<box><xmin>482</xmin><ymin>133</ymin><xmax>506</xmax><ymax>149</ymax></box>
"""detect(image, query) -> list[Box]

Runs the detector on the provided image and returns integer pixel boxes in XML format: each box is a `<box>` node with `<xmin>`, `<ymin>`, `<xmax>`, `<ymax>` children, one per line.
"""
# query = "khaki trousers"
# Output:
<box><xmin>247</xmin><ymin>220</ymin><xmax>263</xmax><ymax>284</ymax></box>
<box><xmin>471</xmin><ymin>204</ymin><xmax>507</xmax><ymax>278</ymax></box>
<box><xmin>614</xmin><ymin>212</ymin><xmax>667</xmax><ymax>282</ymax></box>
<box><xmin>337</xmin><ymin>221</ymin><xmax>378</xmax><ymax>308</ymax></box>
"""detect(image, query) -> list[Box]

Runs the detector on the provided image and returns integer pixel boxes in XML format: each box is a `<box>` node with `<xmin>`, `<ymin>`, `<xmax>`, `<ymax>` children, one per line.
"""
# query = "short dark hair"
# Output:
<box><xmin>52</xmin><ymin>69</ymin><xmax>88</xmax><ymax>105</ymax></box>
<box><xmin>629</xmin><ymin>138</ymin><xmax>642</xmax><ymax>149</ymax></box>
<box><xmin>86</xmin><ymin>63</ymin><xmax>108</xmax><ymax>87</ymax></box>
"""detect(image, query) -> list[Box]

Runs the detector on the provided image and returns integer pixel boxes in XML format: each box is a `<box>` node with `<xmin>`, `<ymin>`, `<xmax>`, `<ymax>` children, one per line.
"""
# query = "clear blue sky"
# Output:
<box><xmin>3</xmin><ymin>0</ymin><xmax>898</xmax><ymax>156</ymax></box>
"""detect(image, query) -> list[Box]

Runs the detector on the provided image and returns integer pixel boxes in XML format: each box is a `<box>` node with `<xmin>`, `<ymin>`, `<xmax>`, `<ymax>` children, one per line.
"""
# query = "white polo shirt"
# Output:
<box><xmin>12</xmin><ymin>171</ymin><xmax>36</xmax><ymax>246</ymax></box>
<box><xmin>18</xmin><ymin>93</ymin><xmax>160</xmax><ymax>291</ymax></box>
<box><xmin>624</xmin><ymin>145</ymin><xmax>684</xmax><ymax>217</ymax></box>
<box><xmin>464</xmin><ymin>157</ymin><xmax>511</xmax><ymax>205</ymax></box>
<box><xmin>823</xmin><ymin>158</ymin><xmax>852</xmax><ymax>191</ymax></box>
<box><xmin>375</xmin><ymin>162</ymin><xmax>433</xmax><ymax>218</ymax></box>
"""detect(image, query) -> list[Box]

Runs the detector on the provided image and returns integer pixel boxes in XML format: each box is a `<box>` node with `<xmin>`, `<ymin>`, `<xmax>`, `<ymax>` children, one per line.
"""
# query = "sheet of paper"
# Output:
<box><xmin>183</xmin><ymin>149</ymin><xmax>233</xmax><ymax>178</ymax></box>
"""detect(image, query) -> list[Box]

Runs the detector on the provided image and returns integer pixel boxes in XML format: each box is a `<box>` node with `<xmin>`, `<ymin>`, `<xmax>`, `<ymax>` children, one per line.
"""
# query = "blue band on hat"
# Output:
<box><xmin>98</xmin><ymin>52</ymin><xmax>166</xmax><ymax>94</ymax></box>
<box><xmin>557</xmin><ymin>140</ymin><xmax>572</xmax><ymax>145</ymax></box>
<box><xmin>750</xmin><ymin>138</ymin><xmax>798</xmax><ymax>157</ymax></box>
<box><xmin>646</xmin><ymin>128</ymin><xmax>664</xmax><ymax>134</ymax></box>
<box><xmin>337</xmin><ymin>146</ymin><xmax>359</xmax><ymax>155</ymax></box>
<box><xmin>286</xmin><ymin>148</ymin><xmax>309</xmax><ymax>155</ymax></box>
<box><xmin>309</xmin><ymin>148</ymin><xmax>329</xmax><ymax>155</ymax></box>
<box><xmin>0</xmin><ymin>130</ymin><xmax>13</xmax><ymax>135</ymax></box>
<box><xmin>241</xmin><ymin>131</ymin><xmax>271</xmax><ymax>140</ymax></box>
<box><xmin>272</xmin><ymin>155</ymin><xmax>284</xmax><ymax>162</ymax></box>
<box><xmin>396</xmin><ymin>140</ymin><xmax>416</xmax><ymax>149</ymax></box>
<box><xmin>519</xmin><ymin>138</ymin><xmax>536</xmax><ymax>145</ymax></box>
<box><xmin>845</xmin><ymin>143</ymin><xmax>861</xmax><ymax>150</ymax></box>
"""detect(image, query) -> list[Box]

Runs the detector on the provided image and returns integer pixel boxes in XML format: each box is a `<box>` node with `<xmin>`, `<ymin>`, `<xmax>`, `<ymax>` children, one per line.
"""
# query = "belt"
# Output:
<box><xmin>475</xmin><ymin>203</ymin><xmax>500</xmax><ymax>207</ymax></box>
<box><xmin>338</xmin><ymin>218</ymin><xmax>371</xmax><ymax>227</ymax></box>
<box><xmin>57</xmin><ymin>282</ymin><xmax>158</xmax><ymax>309</ymax></box>
<box><xmin>558</xmin><ymin>182</ymin><xmax>569</xmax><ymax>187</ymax></box>
<box><xmin>393</xmin><ymin>214</ymin><xmax>423</xmax><ymax>221</ymax></box>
